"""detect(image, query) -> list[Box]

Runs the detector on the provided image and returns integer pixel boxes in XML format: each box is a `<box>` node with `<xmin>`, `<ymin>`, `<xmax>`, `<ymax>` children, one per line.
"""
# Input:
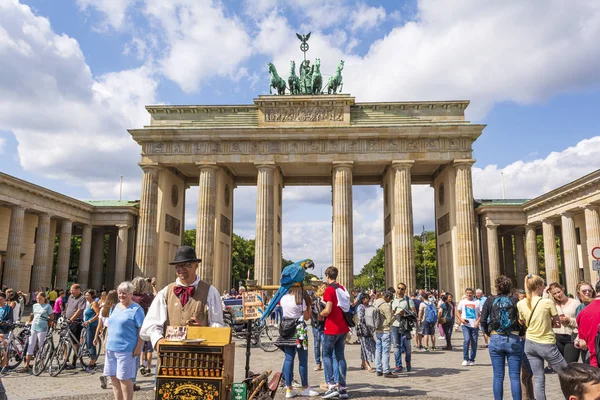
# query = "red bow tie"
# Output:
<box><xmin>173</xmin><ymin>285</ymin><xmax>195</xmax><ymax>307</ymax></box>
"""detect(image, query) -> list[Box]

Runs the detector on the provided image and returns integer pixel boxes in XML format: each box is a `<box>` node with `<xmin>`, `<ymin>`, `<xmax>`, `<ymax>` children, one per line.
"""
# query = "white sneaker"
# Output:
<box><xmin>468</xmin><ymin>361</ymin><xmax>475</xmax><ymax>366</ymax></box>
<box><xmin>461</xmin><ymin>360</ymin><xmax>468</xmax><ymax>366</ymax></box>
<box><xmin>286</xmin><ymin>388</ymin><xmax>298</xmax><ymax>398</ymax></box>
<box><xmin>300</xmin><ymin>387</ymin><xmax>319</xmax><ymax>397</ymax></box>
<box><xmin>439</xmin><ymin>336</ymin><xmax>445</xmax><ymax>340</ymax></box>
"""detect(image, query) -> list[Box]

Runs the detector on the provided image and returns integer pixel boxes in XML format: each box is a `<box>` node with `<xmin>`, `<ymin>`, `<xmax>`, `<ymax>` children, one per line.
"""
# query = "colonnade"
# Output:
<box><xmin>485</xmin><ymin>205</ymin><xmax>600</xmax><ymax>295</ymax></box>
<box><xmin>1</xmin><ymin>205</ymin><xmax>132</xmax><ymax>291</ymax></box>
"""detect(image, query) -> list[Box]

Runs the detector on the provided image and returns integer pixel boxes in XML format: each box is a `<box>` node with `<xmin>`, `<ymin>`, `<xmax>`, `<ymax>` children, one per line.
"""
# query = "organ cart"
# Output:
<box><xmin>156</xmin><ymin>326</ymin><xmax>234</xmax><ymax>400</ymax></box>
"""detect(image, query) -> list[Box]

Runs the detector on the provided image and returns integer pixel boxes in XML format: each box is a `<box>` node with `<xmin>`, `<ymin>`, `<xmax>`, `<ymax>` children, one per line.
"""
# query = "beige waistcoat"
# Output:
<box><xmin>165</xmin><ymin>281</ymin><xmax>210</xmax><ymax>327</ymax></box>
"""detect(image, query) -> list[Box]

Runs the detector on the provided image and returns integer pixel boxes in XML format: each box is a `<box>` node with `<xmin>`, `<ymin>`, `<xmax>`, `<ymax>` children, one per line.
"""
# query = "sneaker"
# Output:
<box><xmin>406</xmin><ymin>362</ymin><xmax>412</xmax><ymax>372</ymax></box>
<box><xmin>0</xmin><ymin>367</ymin><xmax>8</xmax><ymax>375</ymax></box>
<box><xmin>300</xmin><ymin>387</ymin><xmax>319</xmax><ymax>397</ymax></box>
<box><xmin>468</xmin><ymin>361</ymin><xmax>475</xmax><ymax>366</ymax></box>
<box><xmin>133</xmin><ymin>384</ymin><xmax>141</xmax><ymax>392</ymax></box>
<box><xmin>322</xmin><ymin>386</ymin><xmax>339</xmax><ymax>399</ymax></box>
<box><xmin>99</xmin><ymin>375</ymin><xmax>108</xmax><ymax>389</ymax></box>
<box><xmin>17</xmin><ymin>366</ymin><xmax>31</xmax><ymax>373</ymax></box>
<box><xmin>314</xmin><ymin>364</ymin><xmax>323</xmax><ymax>371</ymax></box>
<box><xmin>139</xmin><ymin>365</ymin><xmax>145</xmax><ymax>374</ymax></box>
<box><xmin>376</xmin><ymin>371</ymin><xmax>383</xmax><ymax>376</ymax></box>
<box><xmin>383</xmin><ymin>372</ymin><xmax>398</xmax><ymax>378</ymax></box>
<box><xmin>85</xmin><ymin>365</ymin><xmax>97</xmax><ymax>373</ymax></box>
<box><xmin>461</xmin><ymin>360</ymin><xmax>468</xmax><ymax>366</ymax></box>
<box><xmin>439</xmin><ymin>336</ymin><xmax>445</xmax><ymax>340</ymax></box>
<box><xmin>339</xmin><ymin>388</ymin><xmax>349</xmax><ymax>399</ymax></box>
<box><xmin>286</xmin><ymin>388</ymin><xmax>298</xmax><ymax>398</ymax></box>
<box><xmin>394</xmin><ymin>366</ymin><xmax>403</xmax><ymax>373</ymax></box>
<box><xmin>292</xmin><ymin>380</ymin><xmax>302</xmax><ymax>389</ymax></box>
<box><xmin>65</xmin><ymin>363</ymin><xmax>76</xmax><ymax>370</ymax></box>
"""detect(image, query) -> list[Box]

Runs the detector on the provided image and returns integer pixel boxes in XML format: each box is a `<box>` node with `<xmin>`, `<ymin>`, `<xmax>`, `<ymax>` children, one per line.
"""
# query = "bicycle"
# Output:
<box><xmin>2</xmin><ymin>322</ymin><xmax>30</xmax><ymax>370</ymax></box>
<box><xmin>46</xmin><ymin>318</ymin><xmax>100</xmax><ymax>377</ymax></box>
<box><xmin>255</xmin><ymin>319</ymin><xmax>279</xmax><ymax>353</ymax></box>
<box><xmin>31</xmin><ymin>325</ymin><xmax>55</xmax><ymax>376</ymax></box>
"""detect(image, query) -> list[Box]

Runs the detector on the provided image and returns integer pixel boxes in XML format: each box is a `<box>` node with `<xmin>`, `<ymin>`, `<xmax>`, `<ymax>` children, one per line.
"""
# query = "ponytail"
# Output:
<box><xmin>524</xmin><ymin>274</ymin><xmax>544</xmax><ymax>310</ymax></box>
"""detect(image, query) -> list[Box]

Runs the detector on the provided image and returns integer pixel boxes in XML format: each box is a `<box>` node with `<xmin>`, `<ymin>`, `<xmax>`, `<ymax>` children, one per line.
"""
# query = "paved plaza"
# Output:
<box><xmin>3</xmin><ymin>332</ymin><xmax>564</xmax><ymax>400</ymax></box>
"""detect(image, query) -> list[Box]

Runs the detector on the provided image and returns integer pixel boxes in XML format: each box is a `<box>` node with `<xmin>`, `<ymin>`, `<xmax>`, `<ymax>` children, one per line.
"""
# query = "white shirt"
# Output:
<box><xmin>140</xmin><ymin>275</ymin><xmax>224</xmax><ymax>348</ymax></box>
<box><xmin>280</xmin><ymin>294</ymin><xmax>306</xmax><ymax>319</ymax></box>
<box><xmin>457</xmin><ymin>298</ymin><xmax>481</xmax><ymax>328</ymax></box>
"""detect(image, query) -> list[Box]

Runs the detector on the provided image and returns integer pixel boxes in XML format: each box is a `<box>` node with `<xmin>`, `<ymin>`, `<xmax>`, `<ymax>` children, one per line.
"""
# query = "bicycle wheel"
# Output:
<box><xmin>49</xmin><ymin>341</ymin><xmax>70</xmax><ymax>377</ymax></box>
<box><xmin>258</xmin><ymin>325</ymin><xmax>280</xmax><ymax>352</ymax></box>
<box><xmin>32</xmin><ymin>340</ymin><xmax>52</xmax><ymax>376</ymax></box>
<box><xmin>7</xmin><ymin>337</ymin><xmax>25</xmax><ymax>369</ymax></box>
<box><xmin>78</xmin><ymin>329</ymin><xmax>90</xmax><ymax>368</ymax></box>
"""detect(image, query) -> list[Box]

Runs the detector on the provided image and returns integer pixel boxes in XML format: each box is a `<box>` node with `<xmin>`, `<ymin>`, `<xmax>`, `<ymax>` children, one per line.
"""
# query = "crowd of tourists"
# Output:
<box><xmin>269</xmin><ymin>270</ymin><xmax>600</xmax><ymax>400</ymax></box>
<box><xmin>3</xmin><ymin>246</ymin><xmax>600</xmax><ymax>400</ymax></box>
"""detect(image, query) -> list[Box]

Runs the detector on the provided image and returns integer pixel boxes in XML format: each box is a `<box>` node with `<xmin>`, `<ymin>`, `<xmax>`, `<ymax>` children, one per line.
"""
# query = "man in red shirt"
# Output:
<box><xmin>319</xmin><ymin>266</ymin><xmax>350</xmax><ymax>399</ymax></box>
<box><xmin>576</xmin><ymin>280</ymin><xmax>600</xmax><ymax>367</ymax></box>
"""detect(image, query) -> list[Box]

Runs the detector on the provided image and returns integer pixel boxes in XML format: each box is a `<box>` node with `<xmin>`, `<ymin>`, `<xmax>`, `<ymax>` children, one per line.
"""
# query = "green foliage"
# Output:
<box><xmin>415</xmin><ymin>231</ymin><xmax>437</xmax><ymax>290</ymax></box>
<box><xmin>354</xmin><ymin>231</ymin><xmax>438</xmax><ymax>291</ymax></box>
<box><xmin>231</xmin><ymin>233</ymin><xmax>255</xmax><ymax>289</ymax></box>
<box><xmin>184</xmin><ymin>229</ymin><xmax>196</xmax><ymax>247</ymax></box>
<box><xmin>354</xmin><ymin>247</ymin><xmax>385</xmax><ymax>290</ymax></box>
<box><xmin>536</xmin><ymin>235</ymin><xmax>563</xmax><ymax>283</ymax></box>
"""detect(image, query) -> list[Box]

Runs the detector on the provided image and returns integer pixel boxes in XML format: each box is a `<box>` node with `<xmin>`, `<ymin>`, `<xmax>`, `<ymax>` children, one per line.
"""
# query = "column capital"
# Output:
<box><xmin>524</xmin><ymin>223</ymin><xmax>537</xmax><ymax>229</ymax></box>
<box><xmin>11</xmin><ymin>204</ymin><xmax>26</xmax><ymax>211</ymax></box>
<box><xmin>391</xmin><ymin>160</ymin><xmax>414</xmax><ymax>170</ymax></box>
<box><xmin>541</xmin><ymin>218</ymin><xmax>554</xmax><ymax>225</ymax></box>
<box><xmin>138</xmin><ymin>162</ymin><xmax>162</xmax><ymax>172</ymax></box>
<box><xmin>332</xmin><ymin>161</ymin><xmax>354</xmax><ymax>169</ymax></box>
<box><xmin>453</xmin><ymin>159</ymin><xmax>476</xmax><ymax>168</ymax></box>
<box><xmin>485</xmin><ymin>221</ymin><xmax>499</xmax><ymax>229</ymax></box>
<box><xmin>581</xmin><ymin>204</ymin><xmax>599</xmax><ymax>211</ymax></box>
<box><xmin>255</xmin><ymin>162</ymin><xmax>276</xmax><ymax>170</ymax></box>
<box><xmin>116</xmin><ymin>223</ymin><xmax>131</xmax><ymax>229</ymax></box>
<box><xmin>196</xmin><ymin>162</ymin><xmax>219</xmax><ymax>170</ymax></box>
<box><xmin>561</xmin><ymin>211</ymin><xmax>576</xmax><ymax>219</ymax></box>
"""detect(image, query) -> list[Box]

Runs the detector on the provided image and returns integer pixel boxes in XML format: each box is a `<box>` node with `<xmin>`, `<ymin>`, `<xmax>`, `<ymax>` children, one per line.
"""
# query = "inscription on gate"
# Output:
<box><xmin>165</xmin><ymin>214</ymin><xmax>181</xmax><ymax>236</ymax></box>
<box><xmin>437</xmin><ymin>213</ymin><xmax>450</xmax><ymax>235</ymax></box>
<box><xmin>264</xmin><ymin>107</ymin><xmax>344</xmax><ymax>122</ymax></box>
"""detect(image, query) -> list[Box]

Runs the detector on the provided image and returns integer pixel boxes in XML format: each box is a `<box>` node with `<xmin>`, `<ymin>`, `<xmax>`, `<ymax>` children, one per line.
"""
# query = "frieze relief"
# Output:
<box><xmin>264</xmin><ymin>106</ymin><xmax>344</xmax><ymax>122</ymax></box>
<box><xmin>146</xmin><ymin>138</ymin><xmax>472</xmax><ymax>155</ymax></box>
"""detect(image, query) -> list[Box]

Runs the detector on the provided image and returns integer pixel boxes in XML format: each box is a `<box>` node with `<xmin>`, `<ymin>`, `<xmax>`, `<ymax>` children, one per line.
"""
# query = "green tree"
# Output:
<box><xmin>354</xmin><ymin>247</ymin><xmax>385</xmax><ymax>290</ymax></box>
<box><xmin>231</xmin><ymin>233</ymin><xmax>255</xmax><ymax>288</ymax></box>
<box><xmin>184</xmin><ymin>229</ymin><xmax>196</xmax><ymax>247</ymax></box>
<box><xmin>536</xmin><ymin>235</ymin><xmax>563</xmax><ymax>284</ymax></box>
<box><xmin>415</xmin><ymin>231</ymin><xmax>437</xmax><ymax>290</ymax></box>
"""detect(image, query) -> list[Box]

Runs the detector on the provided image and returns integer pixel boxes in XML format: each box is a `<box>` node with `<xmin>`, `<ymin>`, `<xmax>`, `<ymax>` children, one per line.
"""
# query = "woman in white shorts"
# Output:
<box><xmin>104</xmin><ymin>282</ymin><xmax>145</xmax><ymax>400</ymax></box>
<box><xmin>22</xmin><ymin>292</ymin><xmax>53</xmax><ymax>372</ymax></box>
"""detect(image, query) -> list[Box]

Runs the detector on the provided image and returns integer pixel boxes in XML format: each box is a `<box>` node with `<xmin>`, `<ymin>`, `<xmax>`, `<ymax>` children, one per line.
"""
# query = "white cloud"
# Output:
<box><xmin>0</xmin><ymin>0</ymin><xmax>157</xmax><ymax>198</ymax></box>
<box><xmin>143</xmin><ymin>0</ymin><xmax>253</xmax><ymax>93</ymax></box>
<box><xmin>76</xmin><ymin>0</ymin><xmax>137</xmax><ymax>31</ymax></box>
<box><xmin>349</xmin><ymin>4</ymin><xmax>386</xmax><ymax>32</ymax></box>
<box><xmin>0</xmin><ymin>137</ymin><xmax>6</xmax><ymax>154</ymax></box>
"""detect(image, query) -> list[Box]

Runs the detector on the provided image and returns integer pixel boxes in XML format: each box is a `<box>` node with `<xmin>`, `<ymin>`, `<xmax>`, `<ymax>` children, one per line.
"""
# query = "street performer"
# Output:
<box><xmin>140</xmin><ymin>246</ymin><xmax>224</xmax><ymax>350</ymax></box>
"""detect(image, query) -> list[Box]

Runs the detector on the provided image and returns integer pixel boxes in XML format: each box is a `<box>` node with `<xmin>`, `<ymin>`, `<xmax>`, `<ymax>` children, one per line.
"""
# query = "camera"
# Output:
<box><xmin>145</xmin><ymin>278</ymin><xmax>152</xmax><ymax>283</ymax></box>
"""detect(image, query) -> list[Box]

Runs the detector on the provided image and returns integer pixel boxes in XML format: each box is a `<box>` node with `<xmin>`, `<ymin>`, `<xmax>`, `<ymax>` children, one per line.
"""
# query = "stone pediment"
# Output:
<box><xmin>255</xmin><ymin>94</ymin><xmax>354</xmax><ymax>127</ymax></box>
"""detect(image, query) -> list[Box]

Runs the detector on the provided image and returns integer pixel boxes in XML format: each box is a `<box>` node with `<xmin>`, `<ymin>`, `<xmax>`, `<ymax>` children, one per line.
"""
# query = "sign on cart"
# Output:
<box><xmin>242</xmin><ymin>291</ymin><xmax>265</xmax><ymax>320</ymax></box>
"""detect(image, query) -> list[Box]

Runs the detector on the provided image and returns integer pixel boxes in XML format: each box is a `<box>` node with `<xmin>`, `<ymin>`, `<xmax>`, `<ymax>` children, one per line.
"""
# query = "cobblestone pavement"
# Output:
<box><xmin>4</xmin><ymin>331</ymin><xmax>564</xmax><ymax>400</ymax></box>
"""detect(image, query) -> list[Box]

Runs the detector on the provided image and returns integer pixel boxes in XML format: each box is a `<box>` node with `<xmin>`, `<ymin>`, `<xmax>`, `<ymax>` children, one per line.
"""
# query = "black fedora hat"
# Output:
<box><xmin>169</xmin><ymin>246</ymin><xmax>202</xmax><ymax>265</ymax></box>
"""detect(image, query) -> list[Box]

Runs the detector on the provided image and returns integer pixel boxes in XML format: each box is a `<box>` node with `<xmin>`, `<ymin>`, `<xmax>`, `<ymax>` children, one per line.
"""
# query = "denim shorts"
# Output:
<box><xmin>420</xmin><ymin>321</ymin><xmax>436</xmax><ymax>336</ymax></box>
<box><xmin>142</xmin><ymin>340</ymin><xmax>153</xmax><ymax>353</ymax></box>
<box><xmin>104</xmin><ymin>350</ymin><xmax>137</xmax><ymax>381</ymax></box>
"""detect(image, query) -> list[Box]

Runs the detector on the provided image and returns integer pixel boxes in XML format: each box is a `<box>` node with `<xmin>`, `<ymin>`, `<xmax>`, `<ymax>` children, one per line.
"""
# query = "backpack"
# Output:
<box><xmin>489</xmin><ymin>296</ymin><xmax>517</xmax><ymax>334</ymax></box>
<box><xmin>330</xmin><ymin>284</ymin><xmax>355</xmax><ymax>328</ymax></box>
<box><xmin>424</xmin><ymin>302</ymin><xmax>438</xmax><ymax>324</ymax></box>
<box><xmin>365</xmin><ymin>304</ymin><xmax>383</xmax><ymax>330</ymax></box>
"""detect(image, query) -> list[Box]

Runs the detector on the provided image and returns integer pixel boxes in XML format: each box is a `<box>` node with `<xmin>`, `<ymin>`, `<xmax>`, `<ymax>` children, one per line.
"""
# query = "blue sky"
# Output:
<box><xmin>1</xmin><ymin>0</ymin><xmax>599</xmax><ymax>272</ymax></box>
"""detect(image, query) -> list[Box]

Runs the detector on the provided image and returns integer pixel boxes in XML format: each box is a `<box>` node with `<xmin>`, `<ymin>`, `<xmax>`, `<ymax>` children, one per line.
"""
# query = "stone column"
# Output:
<box><xmin>135</xmin><ymin>165</ymin><xmax>160</xmax><ymax>279</ymax></box>
<box><xmin>196</xmin><ymin>164</ymin><xmax>218</xmax><ymax>284</ymax></box>
<box><xmin>332</xmin><ymin>162</ymin><xmax>354</xmax><ymax>289</ymax></box>
<box><xmin>583</xmin><ymin>205</ymin><xmax>600</xmax><ymax>281</ymax></box>
<box><xmin>514</xmin><ymin>229</ymin><xmax>527</xmax><ymax>289</ymax></box>
<box><xmin>525</xmin><ymin>224</ymin><xmax>539</xmax><ymax>275</ymax></box>
<box><xmin>45</xmin><ymin>219</ymin><xmax>57</xmax><ymax>288</ymax></box>
<box><xmin>542</xmin><ymin>219</ymin><xmax>559</xmax><ymax>283</ymax></box>
<box><xmin>454</xmin><ymin>160</ymin><xmax>478</xmax><ymax>294</ymax></box>
<box><xmin>486</xmin><ymin>222</ymin><xmax>501</xmax><ymax>291</ymax></box>
<box><xmin>30</xmin><ymin>213</ymin><xmax>51</xmax><ymax>291</ymax></box>
<box><xmin>561</xmin><ymin>212</ymin><xmax>580</xmax><ymax>295</ymax></box>
<box><xmin>255</xmin><ymin>163</ymin><xmax>275</xmax><ymax>285</ymax></box>
<box><xmin>498</xmin><ymin>235</ymin><xmax>505</xmax><ymax>275</ymax></box>
<box><xmin>90</xmin><ymin>230</ymin><xmax>104</xmax><ymax>290</ymax></box>
<box><xmin>391</xmin><ymin>161</ymin><xmax>415</xmax><ymax>292</ymax></box>
<box><xmin>55</xmin><ymin>220</ymin><xmax>73</xmax><ymax>290</ymax></box>
<box><xmin>77</xmin><ymin>225</ymin><xmax>92</xmax><ymax>290</ymax></box>
<box><xmin>105</xmin><ymin>233</ymin><xmax>116</xmax><ymax>289</ymax></box>
<box><xmin>114</xmin><ymin>225</ymin><xmax>130</xmax><ymax>286</ymax></box>
<box><xmin>503</xmin><ymin>232</ymin><xmax>515</xmax><ymax>282</ymax></box>
<box><xmin>4</xmin><ymin>205</ymin><xmax>26</xmax><ymax>290</ymax></box>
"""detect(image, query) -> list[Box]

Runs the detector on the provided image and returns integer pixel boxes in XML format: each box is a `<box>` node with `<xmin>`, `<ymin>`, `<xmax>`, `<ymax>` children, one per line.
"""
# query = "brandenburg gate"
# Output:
<box><xmin>129</xmin><ymin>94</ymin><xmax>485</xmax><ymax>297</ymax></box>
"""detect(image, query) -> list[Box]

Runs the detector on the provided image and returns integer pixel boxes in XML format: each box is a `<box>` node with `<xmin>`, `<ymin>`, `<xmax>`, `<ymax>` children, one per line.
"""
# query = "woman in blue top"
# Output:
<box><xmin>22</xmin><ymin>292</ymin><xmax>53</xmax><ymax>372</ymax></box>
<box><xmin>83</xmin><ymin>289</ymin><xmax>101</xmax><ymax>372</ymax></box>
<box><xmin>104</xmin><ymin>281</ymin><xmax>145</xmax><ymax>400</ymax></box>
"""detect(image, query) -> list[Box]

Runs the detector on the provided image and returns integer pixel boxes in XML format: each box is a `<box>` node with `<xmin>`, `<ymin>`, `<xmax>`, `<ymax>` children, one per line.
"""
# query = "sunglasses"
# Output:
<box><xmin>581</xmin><ymin>289</ymin><xmax>593</xmax><ymax>293</ymax></box>
<box><xmin>173</xmin><ymin>262</ymin><xmax>193</xmax><ymax>269</ymax></box>
<box><xmin>397</xmin><ymin>287</ymin><xmax>406</xmax><ymax>291</ymax></box>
